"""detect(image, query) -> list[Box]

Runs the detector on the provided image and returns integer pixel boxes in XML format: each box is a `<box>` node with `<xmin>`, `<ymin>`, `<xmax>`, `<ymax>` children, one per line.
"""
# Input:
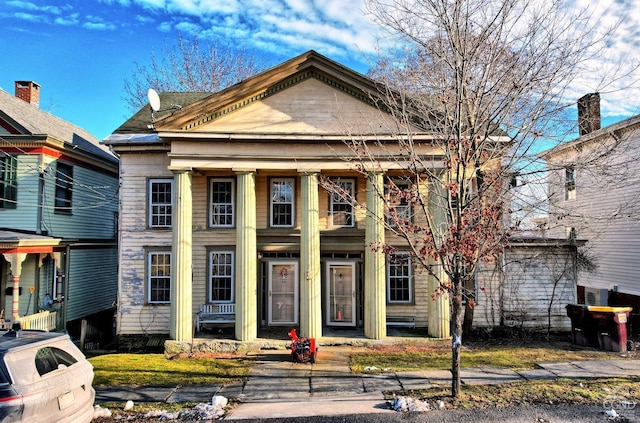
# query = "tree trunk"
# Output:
<box><xmin>451</xmin><ymin>293</ymin><xmax>463</xmax><ymax>398</ymax></box>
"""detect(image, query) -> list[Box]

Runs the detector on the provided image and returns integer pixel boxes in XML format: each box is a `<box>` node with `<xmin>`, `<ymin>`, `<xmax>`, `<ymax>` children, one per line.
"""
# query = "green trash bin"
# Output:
<box><xmin>566</xmin><ymin>304</ymin><xmax>598</xmax><ymax>347</ymax></box>
<box><xmin>587</xmin><ymin>306</ymin><xmax>633</xmax><ymax>353</ymax></box>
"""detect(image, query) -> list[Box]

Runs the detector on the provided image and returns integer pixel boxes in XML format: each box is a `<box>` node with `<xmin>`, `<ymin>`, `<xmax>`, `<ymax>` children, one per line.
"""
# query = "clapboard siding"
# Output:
<box><xmin>39</xmin><ymin>155</ymin><xmax>118</xmax><ymax>239</ymax></box>
<box><xmin>1</xmin><ymin>154</ymin><xmax>40</xmax><ymax>231</ymax></box>
<box><xmin>547</xmin><ymin>124</ymin><xmax>640</xmax><ymax>297</ymax></box>
<box><xmin>66</xmin><ymin>247</ymin><xmax>118</xmax><ymax>321</ymax></box>
<box><xmin>475</xmin><ymin>246</ymin><xmax>576</xmax><ymax>330</ymax></box>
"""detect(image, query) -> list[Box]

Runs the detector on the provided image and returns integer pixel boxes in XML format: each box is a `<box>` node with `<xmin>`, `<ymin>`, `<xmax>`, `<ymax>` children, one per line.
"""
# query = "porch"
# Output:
<box><xmin>1</xmin><ymin>310</ymin><xmax>58</xmax><ymax>332</ymax></box>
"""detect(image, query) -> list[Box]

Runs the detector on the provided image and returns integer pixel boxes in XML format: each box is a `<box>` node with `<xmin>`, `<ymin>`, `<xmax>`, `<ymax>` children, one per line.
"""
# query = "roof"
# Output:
<box><xmin>0</xmin><ymin>88</ymin><xmax>117</xmax><ymax>164</ymax></box>
<box><xmin>0</xmin><ymin>229</ymin><xmax>61</xmax><ymax>250</ymax></box>
<box><xmin>540</xmin><ymin>113</ymin><xmax>640</xmax><ymax>159</ymax></box>
<box><xmin>0</xmin><ymin>330</ymin><xmax>69</xmax><ymax>353</ymax></box>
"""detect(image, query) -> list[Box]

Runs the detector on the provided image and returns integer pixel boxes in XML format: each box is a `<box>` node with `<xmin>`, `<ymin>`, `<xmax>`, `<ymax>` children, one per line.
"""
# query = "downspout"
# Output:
<box><xmin>62</xmin><ymin>245</ymin><xmax>71</xmax><ymax>331</ymax></box>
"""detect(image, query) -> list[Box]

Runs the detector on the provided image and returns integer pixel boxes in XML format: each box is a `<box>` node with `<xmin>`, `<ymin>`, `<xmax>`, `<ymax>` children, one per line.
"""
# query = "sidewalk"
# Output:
<box><xmin>94</xmin><ymin>345</ymin><xmax>640</xmax><ymax>419</ymax></box>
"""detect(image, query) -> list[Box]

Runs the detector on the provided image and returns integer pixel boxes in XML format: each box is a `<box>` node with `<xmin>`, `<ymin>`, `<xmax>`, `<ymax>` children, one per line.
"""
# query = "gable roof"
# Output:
<box><xmin>0</xmin><ymin>88</ymin><xmax>117</xmax><ymax>164</ymax></box>
<box><xmin>111</xmin><ymin>50</ymin><xmax>389</xmax><ymax>136</ymax></box>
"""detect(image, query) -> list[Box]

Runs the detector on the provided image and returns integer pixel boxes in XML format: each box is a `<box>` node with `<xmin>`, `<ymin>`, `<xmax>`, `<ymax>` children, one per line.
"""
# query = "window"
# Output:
<box><xmin>210</xmin><ymin>178</ymin><xmax>234</xmax><ymax>227</ymax></box>
<box><xmin>330</xmin><ymin>179</ymin><xmax>355</xmax><ymax>228</ymax></box>
<box><xmin>148</xmin><ymin>251</ymin><xmax>171</xmax><ymax>304</ymax></box>
<box><xmin>54</xmin><ymin>162</ymin><xmax>73</xmax><ymax>213</ymax></box>
<box><xmin>149</xmin><ymin>179</ymin><xmax>173</xmax><ymax>228</ymax></box>
<box><xmin>387</xmin><ymin>252</ymin><xmax>412</xmax><ymax>303</ymax></box>
<box><xmin>35</xmin><ymin>347</ymin><xmax>77</xmax><ymax>376</ymax></box>
<box><xmin>270</xmin><ymin>178</ymin><xmax>294</xmax><ymax>227</ymax></box>
<box><xmin>209</xmin><ymin>251</ymin><xmax>234</xmax><ymax>303</ymax></box>
<box><xmin>0</xmin><ymin>155</ymin><xmax>17</xmax><ymax>209</ymax></box>
<box><xmin>386</xmin><ymin>179</ymin><xmax>411</xmax><ymax>226</ymax></box>
<box><xmin>565</xmin><ymin>166</ymin><xmax>576</xmax><ymax>201</ymax></box>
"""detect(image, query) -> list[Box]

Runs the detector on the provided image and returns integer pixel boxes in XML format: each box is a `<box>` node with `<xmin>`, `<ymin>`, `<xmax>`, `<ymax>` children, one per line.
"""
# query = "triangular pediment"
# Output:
<box><xmin>154</xmin><ymin>50</ymin><xmax>416</xmax><ymax>135</ymax></box>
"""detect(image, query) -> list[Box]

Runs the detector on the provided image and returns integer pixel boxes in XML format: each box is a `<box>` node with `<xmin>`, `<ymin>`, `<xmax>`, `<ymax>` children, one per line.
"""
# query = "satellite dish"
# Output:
<box><xmin>147</xmin><ymin>88</ymin><xmax>161</xmax><ymax>112</ymax></box>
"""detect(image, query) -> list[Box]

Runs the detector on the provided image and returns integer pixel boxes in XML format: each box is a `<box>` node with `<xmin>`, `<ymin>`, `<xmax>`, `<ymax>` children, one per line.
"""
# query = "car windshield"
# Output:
<box><xmin>35</xmin><ymin>347</ymin><xmax>77</xmax><ymax>376</ymax></box>
<box><xmin>4</xmin><ymin>339</ymin><xmax>82</xmax><ymax>385</ymax></box>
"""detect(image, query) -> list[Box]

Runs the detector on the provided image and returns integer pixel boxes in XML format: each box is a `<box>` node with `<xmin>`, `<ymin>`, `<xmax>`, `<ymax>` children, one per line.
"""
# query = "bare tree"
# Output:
<box><xmin>337</xmin><ymin>0</ymin><xmax>620</xmax><ymax>398</ymax></box>
<box><xmin>123</xmin><ymin>32</ymin><xmax>267</xmax><ymax>112</ymax></box>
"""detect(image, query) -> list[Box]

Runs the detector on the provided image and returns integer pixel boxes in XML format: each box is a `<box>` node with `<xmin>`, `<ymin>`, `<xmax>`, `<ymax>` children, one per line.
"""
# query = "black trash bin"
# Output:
<box><xmin>588</xmin><ymin>306</ymin><xmax>633</xmax><ymax>353</ymax></box>
<box><xmin>566</xmin><ymin>304</ymin><xmax>598</xmax><ymax>347</ymax></box>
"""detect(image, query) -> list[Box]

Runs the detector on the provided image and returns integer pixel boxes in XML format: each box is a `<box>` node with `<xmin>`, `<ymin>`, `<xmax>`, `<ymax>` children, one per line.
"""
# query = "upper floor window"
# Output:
<box><xmin>386</xmin><ymin>179</ymin><xmax>412</xmax><ymax>226</ymax></box>
<box><xmin>210</xmin><ymin>178</ymin><xmax>235</xmax><ymax>227</ymax></box>
<box><xmin>270</xmin><ymin>178</ymin><xmax>295</xmax><ymax>227</ymax></box>
<box><xmin>54</xmin><ymin>162</ymin><xmax>73</xmax><ymax>214</ymax></box>
<box><xmin>565</xmin><ymin>166</ymin><xmax>576</xmax><ymax>201</ymax></box>
<box><xmin>149</xmin><ymin>179</ymin><xmax>173</xmax><ymax>228</ymax></box>
<box><xmin>209</xmin><ymin>251</ymin><xmax>234</xmax><ymax>303</ymax></box>
<box><xmin>387</xmin><ymin>252</ymin><xmax>412</xmax><ymax>304</ymax></box>
<box><xmin>148</xmin><ymin>251</ymin><xmax>171</xmax><ymax>304</ymax></box>
<box><xmin>0</xmin><ymin>155</ymin><xmax>17</xmax><ymax>209</ymax></box>
<box><xmin>330</xmin><ymin>179</ymin><xmax>355</xmax><ymax>228</ymax></box>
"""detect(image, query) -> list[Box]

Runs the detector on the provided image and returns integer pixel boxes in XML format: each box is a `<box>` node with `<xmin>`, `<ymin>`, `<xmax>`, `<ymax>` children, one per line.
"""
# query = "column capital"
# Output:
<box><xmin>233</xmin><ymin>169</ymin><xmax>256</xmax><ymax>175</ymax></box>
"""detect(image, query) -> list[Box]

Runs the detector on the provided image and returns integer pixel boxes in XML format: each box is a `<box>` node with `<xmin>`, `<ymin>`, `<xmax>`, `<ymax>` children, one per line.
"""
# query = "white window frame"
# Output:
<box><xmin>147</xmin><ymin>251</ymin><xmax>171</xmax><ymax>304</ymax></box>
<box><xmin>209</xmin><ymin>251</ymin><xmax>235</xmax><ymax>303</ymax></box>
<box><xmin>270</xmin><ymin>178</ymin><xmax>295</xmax><ymax>228</ymax></box>
<box><xmin>565</xmin><ymin>166</ymin><xmax>576</xmax><ymax>201</ymax></box>
<box><xmin>387</xmin><ymin>252</ymin><xmax>413</xmax><ymax>304</ymax></box>
<box><xmin>386</xmin><ymin>179</ymin><xmax>412</xmax><ymax>226</ymax></box>
<box><xmin>210</xmin><ymin>178</ymin><xmax>235</xmax><ymax>227</ymax></box>
<box><xmin>148</xmin><ymin>179</ymin><xmax>173</xmax><ymax>228</ymax></box>
<box><xmin>330</xmin><ymin>179</ymin><xmax>355</xmax><ymax>228</ymax></box>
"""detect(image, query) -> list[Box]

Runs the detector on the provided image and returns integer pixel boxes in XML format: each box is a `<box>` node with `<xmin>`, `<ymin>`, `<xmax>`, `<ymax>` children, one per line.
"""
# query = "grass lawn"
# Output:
<box><xmin>89</xmin><ymin>353</ymin><xmax>253</xmax><ymax>386</ymax></box>
<box><xmin>349</xmin><ymin>339</ymin><xmax>618</xmax><ymax>372</ymax></box>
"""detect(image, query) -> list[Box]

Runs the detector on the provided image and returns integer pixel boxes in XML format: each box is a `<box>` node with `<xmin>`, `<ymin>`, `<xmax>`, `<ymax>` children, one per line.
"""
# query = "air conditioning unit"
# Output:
<box><xmin>584</xmin><ymin>287</ymin><xmax>608</xmax><ymax>306</ymax></box>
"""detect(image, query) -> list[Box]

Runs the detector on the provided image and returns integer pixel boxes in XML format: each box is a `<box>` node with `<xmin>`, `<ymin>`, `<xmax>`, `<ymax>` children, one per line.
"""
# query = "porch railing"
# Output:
<box><xmin>19</xmin><ymin>310</ymin><xmax>57</xmax><ymax>331</ymax></box>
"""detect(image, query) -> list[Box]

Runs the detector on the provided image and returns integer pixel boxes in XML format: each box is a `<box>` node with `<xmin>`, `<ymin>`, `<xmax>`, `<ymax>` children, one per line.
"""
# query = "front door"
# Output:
<box><xmin>325</xmin><ymin>262</ymin><xmax>356</xmax><ymax>327</ymax></box>
<box><xmin>267</xmin><ymin>261</ymin><xmax>298</xmax><ymax>325</ymax></box>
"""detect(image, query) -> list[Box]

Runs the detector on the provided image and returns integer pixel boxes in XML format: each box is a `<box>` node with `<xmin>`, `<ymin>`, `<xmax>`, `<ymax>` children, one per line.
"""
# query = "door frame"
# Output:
<box><xmin>266</xmin><ymin>260</ymin><xmax>299</xmax><ymax>325</ymax></box>
<box><xmin>324</xmin><ymin>261</ymin><xmax>356</xmax><ymax>327</ymax></box>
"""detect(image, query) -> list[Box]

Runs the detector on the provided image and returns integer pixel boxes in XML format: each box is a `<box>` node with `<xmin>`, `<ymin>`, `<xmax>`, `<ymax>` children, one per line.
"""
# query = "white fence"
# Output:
<box><xmin>19</xmin><ymin>310</ymin><xmax>57</xmax><ymax>331</ymax></box>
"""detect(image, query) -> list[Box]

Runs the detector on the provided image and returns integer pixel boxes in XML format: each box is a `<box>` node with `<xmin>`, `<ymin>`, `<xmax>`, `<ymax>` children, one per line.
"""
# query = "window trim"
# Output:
<box><xmin>208</xmin><ymin>250</ymin><xmax>235</xmax><ymax>304</ymax></box>
<box><xmin>0</xmin><ymin>155</ymin><xmax>17</xmax><ymax>209</ymax></box>
<box><xmin>386</xmin><ymin>252</ymin><xmax>413</xmax><ymax>304</ymax></box>
<box><xmin>148</xmin><ymin>178</ymin><xmax>173</xmax><ymax>228</ymax></box>
<box><xmin>385</xmin><ymin>178</ymin><xmax>412</xmax><ymax>226</ymax></box>
<box><xmin>147</xmin><ymin>250</ymin><xmax>172</xmax><ymax>304</ymax></box>
<box><xmin>209</xmin><ymin>178</ymin><xmax>235</xmax><ymax>228</ymax></box>
<box><xmin>54</xmin><ymin>162</ymin><xmax>73</xmax><ymax>214</ymax></box>
<box><xmin>329</xmin><ymin>178</ymin><xmax>355</xmax><ymax>228</ymax></box>
<box><xmin>269</xmin><ymin>177</ymin><xmax>295</xmax><ymax>228</ymax></box>
<box><xmin>565</xmin><ymin>166</ymin><xmax>576</xmax><ymax>201</ymax></box>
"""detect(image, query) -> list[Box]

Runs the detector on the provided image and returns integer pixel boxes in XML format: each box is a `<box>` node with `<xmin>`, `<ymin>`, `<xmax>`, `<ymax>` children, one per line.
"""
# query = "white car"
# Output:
<box><xmin>0</xmin><ymin>329</ymin><xmax>95</xmax><ymax>422</ymax></box>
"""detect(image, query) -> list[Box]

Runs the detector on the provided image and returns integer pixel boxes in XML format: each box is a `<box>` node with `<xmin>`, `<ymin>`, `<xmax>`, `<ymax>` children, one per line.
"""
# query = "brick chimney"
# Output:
<box><xmin>577</xmin><ymin>93</ymin><xmax>600</xmax><ymax>136</ymax></box>
<box><xmin>14</xmin><ymin>80</ymin><xmax>40</xmax><ymax>107</ymax></box>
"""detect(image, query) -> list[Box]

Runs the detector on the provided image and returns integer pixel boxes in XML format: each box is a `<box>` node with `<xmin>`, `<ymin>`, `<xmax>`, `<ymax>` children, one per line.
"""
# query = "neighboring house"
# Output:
<box><xmin>0</xmin><ymin>81</ymin><xmax>119</xmax><ymax>345</ymax></box>
<box><xmin>542</xmin><ymin>93</ymin><xmax>640</xmax><ymax>313</ymax></box>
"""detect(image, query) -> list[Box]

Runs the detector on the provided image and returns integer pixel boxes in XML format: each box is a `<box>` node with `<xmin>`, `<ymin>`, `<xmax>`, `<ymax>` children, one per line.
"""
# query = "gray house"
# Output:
<box><xmin>0</xmin><ymin>81</ymin><xmax>119</xmax><ymax>345</ymax></box>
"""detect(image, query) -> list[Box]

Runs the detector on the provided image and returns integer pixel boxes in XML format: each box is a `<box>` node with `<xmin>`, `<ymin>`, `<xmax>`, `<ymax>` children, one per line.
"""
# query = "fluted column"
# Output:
<box><xmin>235</xmin><ymin>171</ymin><xmax>257</xmax><ymax>341</ymax></box>
<box><xmin>170</xmin><ymin>170</ymin><xmax>193</xmax><ymax>341</ymax></box>
<box><xmin>428</xmin><ymin>177</ymin><xmax>451</xmax><ymax>338</ymax></box>
<box><xmin>364</xmin><ymin>172</ymin><xmax>386</xmax><ymax>339</ymax></box>
<box><xmin>299</xmin><ymin>172</ymin><xmax>321</xmax><ymax>339</ymax></box>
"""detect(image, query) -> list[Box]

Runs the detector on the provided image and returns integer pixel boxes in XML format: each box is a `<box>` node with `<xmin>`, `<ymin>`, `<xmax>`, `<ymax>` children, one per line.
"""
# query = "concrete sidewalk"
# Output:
<box><xmin>94</xmin><ymin>346</ymin><xmax>640</xmax><ymax>419</ymax></box>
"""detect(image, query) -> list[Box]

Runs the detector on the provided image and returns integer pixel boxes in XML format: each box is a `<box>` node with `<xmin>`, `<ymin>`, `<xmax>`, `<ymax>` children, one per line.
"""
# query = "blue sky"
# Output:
<box><xmin>1</xmin><ymin>0</ymin><xmax>639</xmax><ymax>140</ymax></box>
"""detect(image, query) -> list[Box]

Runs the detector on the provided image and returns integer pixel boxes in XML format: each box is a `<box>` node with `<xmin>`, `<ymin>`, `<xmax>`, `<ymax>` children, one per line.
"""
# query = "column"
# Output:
<box><xmin>299</xmin><ymin>172</ymin><xmax>322</xmax><ymax>339</ymax></box>
<box><xmin>364</xmin><ymin>172</ymin><xmax>386</xmax><ymax>339</ymax></box>
<box><xmin>2</xmin><ymin>253</ymin><xmax>27</xmax><ymax>320</ymax></box>
<box><xmin>170</xmin><ymin>170</ymin><xmax>193</xmax><ymax>341</ymax></box>
<box><xmin>428</xmin><ymin>177</ymin><xmax>451</xmax><ymax>338</ymax></box>
<box><xmin>235</xmin><ymin>171</ymin><xmax>258</xmax><ymax>341</ymax></box>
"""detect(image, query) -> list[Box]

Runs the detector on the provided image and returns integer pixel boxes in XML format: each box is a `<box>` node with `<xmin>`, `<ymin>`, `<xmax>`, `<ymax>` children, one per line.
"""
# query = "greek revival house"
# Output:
<box><xmin>104</xmin><ymin>51</ymin><xmax>454</xmax><ymax>342</ymax></box>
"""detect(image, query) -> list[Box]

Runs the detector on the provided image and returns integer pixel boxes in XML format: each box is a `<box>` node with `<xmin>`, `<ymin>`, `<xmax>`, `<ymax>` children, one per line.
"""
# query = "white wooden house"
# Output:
<box><xmin>104</xmin><ymin>51</ymin><xmax>462</xmax><ymax>342</ymax></box>
<box><xmin>542</xmin><ymin>93</ymin><xmax>640</xmax><ymax>314</ymax></box>
<box><xmin>0</xmin><ymin>81</ymin><xmax>119</xmax><ymax>341</ymax></box>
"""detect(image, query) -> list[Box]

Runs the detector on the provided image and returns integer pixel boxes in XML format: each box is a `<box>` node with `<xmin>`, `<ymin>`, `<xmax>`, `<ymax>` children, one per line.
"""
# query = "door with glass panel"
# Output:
<box><xmin>267</xmin><ymin>261</ymin><xmax>299</xmax><ymax>325</ymax></box>
<box><xmin>325</xmin><ymin>262</ymin><xmax>356</xmax><ymax>326</ymax></box>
